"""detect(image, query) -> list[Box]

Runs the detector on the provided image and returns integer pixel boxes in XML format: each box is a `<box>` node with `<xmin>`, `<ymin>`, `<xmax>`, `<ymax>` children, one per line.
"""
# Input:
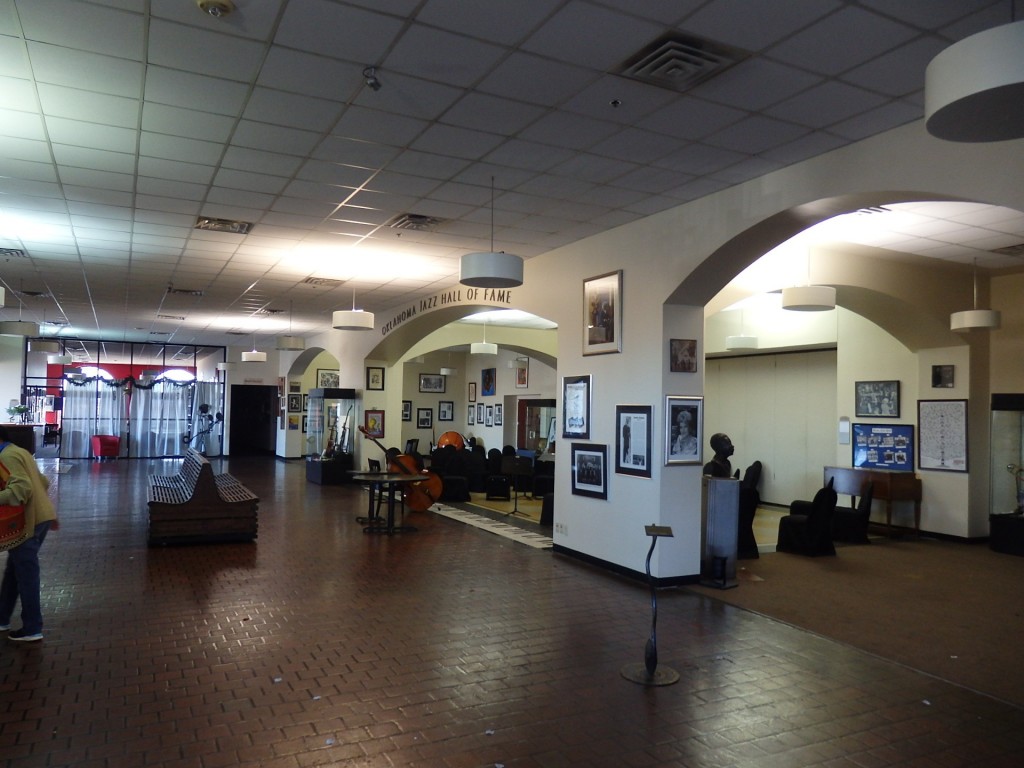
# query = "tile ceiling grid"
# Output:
<box><xmin>0</xmin><ymin>0</ymin><xmax>1018</xmax><ymax>351</ymax></box>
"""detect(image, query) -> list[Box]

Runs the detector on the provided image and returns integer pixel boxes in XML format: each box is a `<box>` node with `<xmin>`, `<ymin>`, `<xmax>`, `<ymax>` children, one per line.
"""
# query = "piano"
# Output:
<box><xmin>824</xmin><ymin>466</ymin><xmax>922</xmax><ymax>537</ymax></box>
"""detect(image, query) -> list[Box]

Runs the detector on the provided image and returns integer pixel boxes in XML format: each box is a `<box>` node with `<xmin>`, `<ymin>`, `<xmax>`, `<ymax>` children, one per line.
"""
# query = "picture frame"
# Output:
<box><xmin>515</xmin><ymin>357</ymin><xmax>529</xmax><ymax>388</ymax></box>
<box><xmin>665</xmin><ymin>396</ymin><xmax>702</xmax><ymax>465</ymax></box>
<box><xmin>853</xmin><ymin>423</ymin><xmax>914</xmax><ymax>471</ymax></box>
<box><xmin>571</xmin><ymin>443</ymin><xmax>608</xmax><ymax>499</ymax></box>
<box><xmin>855</xmin><ymin>380</ymin><xmax>900</xmax><ymax>418</ymax></box>
<box><xmin>468</xmin><ymin>382</ymin><xmax>477</xmax><ymax>402</ymax></box>
<box><xmin>419</xmin><ymin>373</ymin><xmax>445</xmax><ymax>393</ymax></box>
<box><xmin>289</xmin><ymin>380</ymin><xmax>301</xmax><ymax>394</ymax></box>
<box><xmin>416</xmin><ymin>407</ymin><xmax>433</xmax><ymax>429</ymax></box>
<box><xmin>562</xmin><ymin>374</ymin><xmax>591</xmax><ymax>439</ymax></box>
<box><xmin>287</xmin><ymin>393</ymin><xmax>302</xmax><ymax>413</ymax></box>
<box><xmin>401</xmin><ymin>400</ymin><xmax>412</xmax><ymax>422</ymax></box>
<box><xmin>669</xmin><ymin>338</ymin><xmax>697</xmax><ymax>373</ymax></box>
<box><xmin>918</xmin><ymin>399</ymin><xmax>968</xmax><ymax>472</ymax></box>
<box><xmin>931</xmin><ymin>365</ymin><xmax>955</xmax><ymax>388</ymax></box>
<box><xmin>615</xmin><ymin>404</ymin><xmax>652</xmax><ymax>478</ymax></box>
<box><xmin>485</xmin><ymin>405</ymin><xmax>494</xmax><ymax>427</ymax></box>
<box><xmin>363</xmin><ymin>409</ymin><xmax>384</xmax><ymax>439</ymax></box>
<box><xmin>438</xmin><ymin>400</ymin><xmax>454</xmax><ymax>421</ymax></box>
<box><xmin>302</xmin><ymin>415</ymin><xmax>308</xmax><ymax>433</ymax></box>
<box><xmin>317</xmin><ymin>369</ymin><xmax>340</xmax><ymax>389</ymax></box>
<box><xmin>477</xmin><ymin>403</ymin><xmax>485</xmax><ymax>423</ymax></box>
<box><xmin>583</xmin><ymin>270</ymin><xmax>622</xmax><ymax>355</ymax></box>
<box><xmin>481</xmin><ymin>368</ymin><xmax>496</xmax><ymax>396</ymax></box>
<box><xmin>302</xmin><ymin>394</ymin><xmax>309</xmax><ymax>411</ymax></box>
<box><xmin>366</xmin><ymin>366</ymin><xmax>385</xmax><ymax>391</ymax></box>
<box><xmin>288</xmin><ymin>415</ymin><xmax>299</xmax><ymax>431</ymax></box>
<box><xmin>494</xmin><ymin>403</ymin><xmax>503</xmax><ymax>426</ymax></box>
<box><xmin>467</xmin><ymin>404</ymin><xmax>476</xmax><ymax>425</ymax></box>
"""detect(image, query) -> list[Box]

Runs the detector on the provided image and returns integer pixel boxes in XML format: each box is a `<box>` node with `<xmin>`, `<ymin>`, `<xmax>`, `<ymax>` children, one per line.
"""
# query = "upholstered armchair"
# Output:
<box><xmin>777</xmin><ymin>477</ymin><xmax>838</xmax><ymax>556</ymax></box>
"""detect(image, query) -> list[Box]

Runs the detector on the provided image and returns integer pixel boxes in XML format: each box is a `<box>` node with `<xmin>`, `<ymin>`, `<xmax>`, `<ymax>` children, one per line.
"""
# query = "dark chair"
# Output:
<box><xmin>532</xmin><ymin>459</ymin><xmax>555</xmax><ymax>498</ymax></box>
<box><xmin>485</xmin><ymin>448</ymin><xmax>511</xmax><ymax>500</ymax></box>
<box><xmin>737</xmin><ymin>460</ymin><xmax>762</xmax><ymax>559</ymax></box>
<box><xmin>777</xmin><ymin>477</ymin><xmax>838</xmax><ymax>556</ymax></box>
<box><xmin>832</xmin><ymin>481</ymin><xmax>875</xmax><ymax>544</ymax></box>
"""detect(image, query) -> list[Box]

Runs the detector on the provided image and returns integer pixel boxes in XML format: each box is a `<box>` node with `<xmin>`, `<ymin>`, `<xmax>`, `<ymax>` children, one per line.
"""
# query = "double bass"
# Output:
<box><xmin>358</xmin><ymin>426</ymin><xmax>443</xmax><ymax>512</ymax></box>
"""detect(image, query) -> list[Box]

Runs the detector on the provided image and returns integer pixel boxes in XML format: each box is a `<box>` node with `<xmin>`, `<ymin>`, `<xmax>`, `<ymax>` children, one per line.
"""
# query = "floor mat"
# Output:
<box><xmin>432</xmin><ymin>503</ymin><xmax>553</xmax><ymax>549</ymax></box>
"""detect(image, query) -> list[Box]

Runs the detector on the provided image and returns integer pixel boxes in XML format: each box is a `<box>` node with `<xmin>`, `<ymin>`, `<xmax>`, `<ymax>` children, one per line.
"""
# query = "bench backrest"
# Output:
<box><xmin>180</xmin><ymin>449</ymin><xmax>218</xmax><ymax>501</ymax></box>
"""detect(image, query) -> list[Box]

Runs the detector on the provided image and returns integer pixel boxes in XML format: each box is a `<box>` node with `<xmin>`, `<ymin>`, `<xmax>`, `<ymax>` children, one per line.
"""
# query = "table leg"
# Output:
<box><xmin>358</xmin><ymin>482</ymin><xmax>386</xmax><ymax>528</ymax></box>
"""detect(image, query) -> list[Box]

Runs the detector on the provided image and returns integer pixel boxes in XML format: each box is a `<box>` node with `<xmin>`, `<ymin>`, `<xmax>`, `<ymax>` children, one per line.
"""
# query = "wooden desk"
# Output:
<box><xmin>824</xmin><ymin>466</ymin><xmax>922</xmax><ymax>536</ymax></box>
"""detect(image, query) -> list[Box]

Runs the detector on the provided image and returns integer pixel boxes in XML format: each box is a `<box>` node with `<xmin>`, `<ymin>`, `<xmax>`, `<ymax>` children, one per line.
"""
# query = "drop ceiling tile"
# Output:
<box><xmin>859</xmin><ymin>0</ymin><xmax>1001</xmax><ymax>29</ymax></box>
<box><xmin>276</xmin><ymin>0</ymin><xmax>405</xmax><ymax>60</ymax></box>
<box><xmin>63</xmin><ymin>186</ymin><xmax>134</xmax><ymax>206</ymax></box>
<box><xmin>140</xmin><ymin>131</ymin><xmax>223</xmax><ymax>165</ymax></box>
<box><xmin>222</xmin><ymin>147</ymin><xmax>305</xmax><ymax>178</ymax></box>
<box><xmin>18</xmin><ymin>0</ymin><xmax>144</xmax><ymax>60</ymax></box>
<box><xmin>476</xmin><ymin>52</ymin><xmax>597</xmax><ymax>108</ymax></box>
<box><xmin>550</xmin><ymin>153</ymin><xmax>640</xmax><ymax>185</ymax></box>
<box><xmin>766</xmin><ymin>6</ymin><xmax>919</xmax><ymax>76</ymax></box>
<box><xmin>45</xmin><ymin>119</ymin><xmax>136</xmax><ymax>154</ymax></box>
<box><xmin>0</xmin><ymin>76</ymin><xmax>37</xmax><ymax>112</ymax></box>
<box><xmin>144</xmin><ymin>66</ymin><xmax>250</xmax><ymax>116</ymax></box>
<box><xmin>27</xmin><ymin>42</ymin><xmax>143</xmax><ymax>97</ymax></box>
<box><xmin>708</xmin><ymin>156</ymin><xmax>784</xmax><ymax>185</ymax></box>
<box><xmin>205</xmin><ymin>186</ymin><xmax>277</xmax><ymax>210</ymax></box>
<box><xmin>36</xmin><ymin>83</ymin><xmax>138</xmax><ymax>128</ymax></box>
<box><xmin>137</xmin><ymin>156</ymin><xmax>217</xmax><ymax>185</ymax></box>
<box><xmin>827</xmin><ymin>100</ymin><xmax>920</xmax><ymax>141</ymax></box>
<box><xmin>243</xmin><ymin>87</ymin><xmax>344</xmax><ymax>133</ymax></box>
<box><xmin>0</xmin><ymin>135</ymin><xmax>50</xmax><ymax>164</ymax></box>
<box><xmin>331</xmin><ymin>105</ymin><xmax>428</xmax><ymax>147</ymax></box>
<box><xmin>442</xmin><ymin>92</ymin><xmax>548</xmax><ymax>136</ymax></box>
<box><xmin>134</xmin><ymin>195</ymin><xmax>202</xmax><ymax>216</ymax></box>
<box><xmin>295</xmin><ymin>161</ymin><xmax>376</xmax><ymax>189</ymax></box>
<box><xmin>232</xmin><ymin>120</ymin><xmax>323</xmax><ymax>156</ymax></box>
<box><xmin>841</xmin><ymin>37</ymin><xmax>947</xmax><ymax>98</ymax></box>
<box><xmin>412</xmin><ymin>124</ymin><xmax>505</xmax><ymax>161</ymax></box>
<box><xmin>150</xmin><ymin>0</ymin><xmax>282</xmax><ymax>40</ymax></box>
<box><xmin>562</xmin><ymin>75</ymin><xmax>680</xmax><ymax>126</ymax></box>
<box><xmin>0</xmin><ymin>157</ymin><xmax>57</xmax><ymax>183</ymax></box>
<box><xmin>312</xmin><ymin>136</ymin><xmax>400</xmax><ymax>168</ymax></box>
<box><xmin>759</xmin><ymin>130</ymin><xmax>846</xmax><ymax>165</ymax></box>
<box><xmin>384</xmin><ymin>25</ymin><xmax>507</xmax><ymax>87</ymax></box>
<box><xmin>485</xmin><ymin>139</ymin><xmax>576</xmax><ymax>172</ymax></box>
<box><xmin>702</xmin><ymin>114</ymin><xmax>809</xmax><ymax>154</ymax></box>
<box><xmin>0</xmin><ymin>37</ymin><xmax>29</xmax><ymax>79</ymax></box>
<box><xmin>682</xmin><ymin>0</ymin><xmax>841</xmax><ymax>51</ymax></box>
<box><xmin>416</xmin><ymin>0</ymin><xmax>562</xmax><ymax>44</ymax></box>
<box><xmin>766</xmin><ymin>81</ymin><xmax>888</xmax><ymax>129</ymax></box>
<box><xmin>637</xmin><ymin>97</ymin><xmax>747</xmax><ymax>141</ymax></box>
<box><xmin>134</xmin><ymin>177</ymin><xmax>208</xmax><ymax>202</ymax></box>
<box><xmin>521</xmin><ymin>1</ymin><xmax>664</xmax><ymax>70</ymax></box>
<box><xmin>142</xmin><ymin>103</ymin><xmax>237</xmax><ymax>143</ymax></box>
<box><xmin>351</xmin><ymin>71</ymin><xmax>464</xmax><ymax>122</ymax></box>
<box><xmin>588</xmin><ymin>127</ymin><xmax>685</xmax><ymax>164</ymax></box>
<box><xmin>213</xmin><ymin>169</ymin><xmax>289</xmax><ymax>196</ymax></box>
<box><xmin>283</xmin><ymin>179</ymin><xmax>356</xmax><ymax>204</ymax></box>
<box><xmin>0</xmin><ymin>177</ymin><xmax>62</xmax><ymax>198</ymax></box>
<box><xmin>366</xmin><ymin>171</ymin><xmax>442</xmax><ymax>197</ymax></box>
<box><xmin>148</xmin><ymin>19</ymin><xmax>266</xmax><ymax>81</ymax></box>
<box><xmin>695</xmin><ymin>58</ymin><xmax>823</xmax><ymax>112</ymax></box>
<box><xmin>57</xmin><ymin>167</ymin><xmax>134</xmax><ymax>193</ymax></box>
<box><xmin>0</xmin><ymin>108</ymin><xmax>44</xmax><ymax>140</ymax></box>
<box><xmin>519</xmin><ymin>111</ymin><xmax>621</xmax><ymax>150</ymax></box>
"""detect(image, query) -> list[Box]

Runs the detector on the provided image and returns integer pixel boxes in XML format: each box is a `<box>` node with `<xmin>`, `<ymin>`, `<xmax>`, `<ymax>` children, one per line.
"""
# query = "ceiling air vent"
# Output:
<box><xmin>617</xmin><ymin>33</ymin><xmax>749</xmax><ymax>92</ymax></box>
<box><xmin>0</xmin><ymin>248</ymin><xmax>27</xmax><ymax>258</ymax></box>
<box><xmin>387</xmin><ymin>213</ymin><xmax>445</xmax><ymax>231</ymax></box>
<box><xmin>302</xmin><ymin>277</ymin><xmax>344</xmax><ymax>288</ymax></box>
<box><xmin>991</xmin><ymin>242</ymin><xmax>1024</xmax><ymax>257</ymax></box>
<box><xmin>167</xmin><ymin>287</ymin><xmax>204</xmax><ymax>297</ymax></box>
<box><xmin>195</xmin><ymin>216</ymin><xmax>254</xmax><ymax>234</ymax></box>
<box><xmin>157</xmin><ymin>314</ymin><xmax>185</xmax><ymax>321</ymax></box>
<box><xmin>253</xmin><ymin>308</ymin><xmax>285</xmax><ymax>316</ymax></box>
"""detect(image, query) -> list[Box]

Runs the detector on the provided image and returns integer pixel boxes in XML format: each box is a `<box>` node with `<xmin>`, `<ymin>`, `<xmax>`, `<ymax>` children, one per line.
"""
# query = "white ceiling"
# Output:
<box><xmin>0</xmin><ymin>0</ymin><xmax>1021</xmax><ymax>353</ymax></box>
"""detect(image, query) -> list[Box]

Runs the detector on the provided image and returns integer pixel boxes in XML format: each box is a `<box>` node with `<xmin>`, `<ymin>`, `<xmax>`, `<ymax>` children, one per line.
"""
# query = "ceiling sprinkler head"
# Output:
<box><xmin>196</xmin><ymin>0</ymin><xmax>234</xmax><ymax>18</ymax></box>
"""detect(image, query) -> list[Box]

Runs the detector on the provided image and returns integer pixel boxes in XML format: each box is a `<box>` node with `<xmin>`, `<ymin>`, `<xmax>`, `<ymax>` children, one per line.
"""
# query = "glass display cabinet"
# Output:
<box><xmin>305</xmin><ymin>387</ymin><xmax>357</xmax><ymax>484</ymax></box>
<box><xmin>989</xmin><ymin>394</ymin><xmax>1024</xmax><ymax>555</ymax></box>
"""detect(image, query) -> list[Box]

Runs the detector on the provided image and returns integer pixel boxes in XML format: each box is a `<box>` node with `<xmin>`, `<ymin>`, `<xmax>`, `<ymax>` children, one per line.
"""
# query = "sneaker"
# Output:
<box><xmin>8</xmin><ymin>629</ymin><xmax>42</xmax><ymax>642</ymax></box>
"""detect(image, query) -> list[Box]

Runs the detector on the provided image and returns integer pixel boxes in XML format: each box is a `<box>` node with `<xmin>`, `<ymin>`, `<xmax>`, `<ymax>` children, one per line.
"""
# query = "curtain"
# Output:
<box><xmin>186</xmin><ymin>381</ymin><xmax>223</xmax><ymax>456</ymax></box>
<box><xmin>59</xmin><ymin>381</ymin><xmax>97</xmax><ymax>458</ymax></box>
<box><xmin>127</xmin><ymin>382</ymin><xmax>192</xmax><ymax>457</ymax></box>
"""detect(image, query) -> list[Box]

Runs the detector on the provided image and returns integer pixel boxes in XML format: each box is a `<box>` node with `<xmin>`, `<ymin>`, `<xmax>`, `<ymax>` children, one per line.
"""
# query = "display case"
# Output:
<box><xmin>989</xmin><ymin>394</ymin><xmax>1024</xmax><ymax>554</ymax></box>
<box><xmin>305</xmin><ymin>387</ymin><xmax>357</xmax><ymax>484</ymax></box>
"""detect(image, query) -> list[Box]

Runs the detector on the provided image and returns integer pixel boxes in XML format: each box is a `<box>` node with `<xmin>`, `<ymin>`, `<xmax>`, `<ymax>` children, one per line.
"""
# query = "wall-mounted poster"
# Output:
<box><xmin>467</xmin><ymin>404</ymin><xmax>476</xmax><ymax>425</ymax></box>
<box><xmin>363</xmin><ymin>410</ymin><xmax>385</xmax><ymax>439</ymax></box>
<box><xmin>665</xmin><ymin>396</ymin><xmax>702</xmax><ymax>465</ymax></box>
<box><xmin>438</xmin><ymin>400</ymin><xmax>454</xmax><ymax>421</ymax></box>
<box><xmin>571</xmin><ymin>443</ymin><xmax>608</xmax><ymax>499</ymax></box>
<box><xmin>481</xmin><ymin>368</ymin><xmax>496</xmax><ymax>396</ymax></box>
<box><xmin>583</xmin><ymin>270</ymin><xmax>622</xmax><ymax>355</ymax></box>
<box><xmin>562</xmin><ymin>375</ymin><xmax>591</xmax><ymax>439</ymax></box>
<box><xmin>918</xmin><ymin>399</ymin><xmax>968</xmax><ymax>472</ymax></box>
<box><xmin>616</xmin><ymin>404</ymin><xmax>652</xmax><ymax>478</ymax></box>
<box><xmin>402</xmin><ymin>400</ymin><xmax>412</xmax><ymax>421</ymax></box>
<box><xmin>669</xmin><ymin>339</ymin><xmax>697</xmax><ymax>373</ymax></box>
<box><xmin>855</xmin><ymin>380</ymin><xmax>900</xmax><ymax>418</ymax></box>
<box><xmin>853</xmin><ymin>423</ymin><xmax>914</xmax><ymax>472</ymax></box>
<box><xmin>317</xmin><ymin>369</ymin><xmax>340</xmax><ymax>388</ymax></box>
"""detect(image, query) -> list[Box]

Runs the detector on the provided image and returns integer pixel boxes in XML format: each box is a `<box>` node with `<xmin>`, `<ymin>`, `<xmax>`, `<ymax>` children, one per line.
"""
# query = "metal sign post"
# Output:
<box><xmin>620</xmin><ymin>525</ymin><xmax>680</xmax><ymax>686</ymax></box>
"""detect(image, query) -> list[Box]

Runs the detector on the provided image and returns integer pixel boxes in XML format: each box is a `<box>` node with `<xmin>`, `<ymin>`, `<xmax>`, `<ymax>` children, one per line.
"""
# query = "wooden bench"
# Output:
<box><xmin>147</xmin><ymin>448</ymin><xmax>259</xmax><ymax>545</ymax></box>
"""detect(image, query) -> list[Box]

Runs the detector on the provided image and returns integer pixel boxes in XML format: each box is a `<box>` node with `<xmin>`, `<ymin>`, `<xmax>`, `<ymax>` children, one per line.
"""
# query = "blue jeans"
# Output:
<box><xmin>0</xmin><ymin>521</ymin><xmax>51</xmax><ymax>634</ymax></box>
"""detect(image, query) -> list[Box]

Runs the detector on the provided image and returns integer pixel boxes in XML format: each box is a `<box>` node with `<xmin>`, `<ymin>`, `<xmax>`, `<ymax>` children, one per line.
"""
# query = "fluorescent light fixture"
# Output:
<box><xmin>925</xmin><ymin>20</ymin><xmax>1024</xmax><ymax>142</ymax></box>
<box><xmin>781</xmin><ymin>285</ymin><xmax>835</xmax><ymax>311</ymax></box>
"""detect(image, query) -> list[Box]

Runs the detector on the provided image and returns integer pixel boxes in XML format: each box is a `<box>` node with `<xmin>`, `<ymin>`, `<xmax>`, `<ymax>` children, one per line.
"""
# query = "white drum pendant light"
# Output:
<box><xmin>241</xmin><ymin>334</ymin><xmax>266</xmax><ymax>362</ymax></box>
<box><xmin>276</xmin><ymin>301</ymin><xmax>305</xmax><ymax>350</ymax></box>
<box><xmin>460</xmin><ymin>177</ymin><xmax>523</xmax><ymax>288</ymax></box>
<box><xmin>951</xmin><ymin>260</ymin><xmax>1001</xmax><ymax>331</ymax></box>
<box><xmin>471</xmin><ymin>321</ymin><xmax>497</xmax><ymax>355</ymax></box>
<box><xmin>333</xmin><ymin>290</ymin><xmax>375</xmax><ymax>331</ymax></box>
<box><xmin>781</xmin><ymin>285</ymin><xmax>836</xmax><ymax>311</ymax></box>
<box><xmin>29</xmin><ymin>340</ymin><xmax>61</xmax><ymax>353</ymax></box>
<box><xmin>925</xmin><ymin>20</ymin><xmax>1024</xmax><ymax>143</ymax></box>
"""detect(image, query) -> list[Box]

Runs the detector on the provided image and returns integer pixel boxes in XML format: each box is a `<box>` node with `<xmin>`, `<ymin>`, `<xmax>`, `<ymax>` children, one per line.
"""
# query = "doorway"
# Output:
<box><xmin>229</xmin><ymin>384</ymin><xmax>278</xmax><ymax>456</ymax></box>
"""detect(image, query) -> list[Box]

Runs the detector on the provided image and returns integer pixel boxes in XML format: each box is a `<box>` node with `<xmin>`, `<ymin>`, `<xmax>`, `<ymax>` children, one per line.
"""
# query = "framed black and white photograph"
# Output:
<box><xmin>477</xmin><ymin>403</ymin><xmax>485</xmax><ymax>423</ymax></box>
<box><xmin>669</xmin><ymin>338</ymin><xmax>697</xmax><ymax>373</ymax></box>
<box><xmin>287</xmin><ymin>394</ymin><xmax>302</xmax><ymax>413</ymax></box>
<box><xmin>302</xmin><ymin>415</ymin><xmax>308</xmax><ymax>433</ymax></box>
<box><xmin>438</xmin><ymin>400</ymin><xmax>454</xmax><ymax>421</ymax></box>
<box><xmin>366</xmin><ymin>366</ymin><xmax>385</xmax><ymax>391</ymax></box>
<box><xmin>317</xmin><ymin>369</ymin><xmax>340</xmax><ymax>389</ymax></box>
<box><xmin>401</xmin><ymin>400</ymin><xmax>412</xmax><ymax>421</ymax></box>
<box><xmin>494</xmin><ymin>404</ymin><xmax>503</xmax><ymax>426</ymax></box>
<box><xmin>467</xmin><ymin>404</ymin><xmax>475</xmax><ymax>425</ymax></box>
<box><xmin>918</xmin><ymin>399</ymin><xmax>968</xmax><ymax>472</ymax></box>
<box><xmin>855</xmin><ymin>380</ymin><xmax>900</xmax><ymax>417</ymax></box>
<box><xmin>468</xmin><ymin>382</ymin><xmax>477</xmax><ymax>402</ymax></box>
<box><xmin>931</xmin><ymin>365</ymin><xmax>955</xmax><ymax>388</ymax></box>
<box><xmin>417</xmin><ymin>407</ymin><xmax>433</xmax><ymax>429</ymax></box>
<box><xmin>419</xmin><ymin>373</ymin><xmax>445</xmax><ymax>393</ymax></box>
<box><xmin>562</xmin><ymin>374</ymin><xmax>591</xmax><ymax>439</ymax></box>
<box><xmin>485</xmin><ymin>405</ymin><xmax>494</xmax><ymax>427</ymax></box>
<box><xmin>665</xmin><ymin>396</ymin><xmax>702</xmax><ymax>465</ymax></box>
<box><xmin>583</xmin><ymin>270</ymin><xmax>622</xmax><ymax>355</ymax></box>
<box><xmin>302</xmin><ymin>394</ymin><xmax>309</xmax><ymax>412</ymax></box>
<box><xmin>616</xmin><ymin>404</ymin><xmax>652</xmax><ymax>478</ymax></box>
<box><xmin>571</xmin><ymin>443</ymin><xmax>608</xmax><ymax>499</ymax></box>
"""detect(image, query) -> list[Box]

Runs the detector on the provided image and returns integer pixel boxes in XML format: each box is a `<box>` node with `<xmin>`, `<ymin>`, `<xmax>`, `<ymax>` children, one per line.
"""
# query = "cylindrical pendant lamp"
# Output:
<box><xmin>781</xmin><ymin>285</ymin><xmax>836</xmax><ymax>311</ymax></box>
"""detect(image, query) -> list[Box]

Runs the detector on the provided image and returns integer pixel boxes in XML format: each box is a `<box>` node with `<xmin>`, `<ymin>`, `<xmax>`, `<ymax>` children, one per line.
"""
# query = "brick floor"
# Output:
<box><xmin>1</xmin><ymin>456</ymin><xmax>1022</xmax><ymax>767</ymax></box>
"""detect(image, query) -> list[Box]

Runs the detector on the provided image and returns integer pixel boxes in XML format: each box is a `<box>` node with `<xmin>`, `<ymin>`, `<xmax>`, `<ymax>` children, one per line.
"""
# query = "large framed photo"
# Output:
<box><xmin>419</xmin><ymin>373</ymin><xmax>445</xmax><ymax>393</ymax></box>
<box><xmin>669</xmin><ymin>338</ymin><xmax>697</xmax><ymax>373</ymax></box>
<box><xmin>855</xmin><ymin>380</ymin><xmax>900</xmax><ymax>418</ymax></box>
<box><xmin>417</xmin><ymin>407</ymin><xmax>433</xmax><ymax>429</ymax></box>
<box><xmin>562</xmin><ymin>374</ymin><xmax>591</xmax><ymax>439</ymax></box>
<box><xmin>571</xmin><ymin>443</ymin><xmax>608</xmax><ymax>499</ymax></box>
<box><xmin>317</xmin><ymin>369</ymin><xmax>340</xmax><ymax>389</ymax></box>
<box><xmin>438</xmin><ymin>400</ymin><xmax>454</xmax><ymax>421</ymax></box>
<box><xmin>481</xmin><ymin>368</ymin><xmax>496</xmax><ymax>396</ymax></box>
<box><xmin>665</xmin><ymin>396</ymin><xmax>702</xmax><ymax>465</ymax></box>
<box><xmin>583</xmin><ymin>270</ymin><xmax>622</xmax><ymax>355</ymax></box>
<box><xmin>366</xmin><ymin>366</ymin><xmax>385</xmax><ymax>391</ymax></box>
<box><xmin>918</xmin><ymin>399</ymin><xmax>968</xmax><ymax>472</ymax></box>
<box><xmin>363</xmin><ymin>409</ymin><xmax>384</xmax><ymax>439</ymax></box>
<box><xmin>616</xmin><ymin>404</ymin><xmax>652</xmax><ymax>478</ymax></box>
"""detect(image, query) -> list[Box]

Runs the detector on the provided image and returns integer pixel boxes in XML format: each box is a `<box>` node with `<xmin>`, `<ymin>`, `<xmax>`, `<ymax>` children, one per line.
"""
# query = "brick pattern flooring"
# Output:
<box><xmin>1</xmin><ymin>456</ymin><xmax>1022</xmax><ymax>767</ymax></box>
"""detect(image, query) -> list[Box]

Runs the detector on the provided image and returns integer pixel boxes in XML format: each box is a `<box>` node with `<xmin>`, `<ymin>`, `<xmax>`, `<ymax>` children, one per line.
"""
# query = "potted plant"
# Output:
<box><xmin>6</xmin><ymin>404</ymin><xmax>29</xmax><ymax>423</ymax></box>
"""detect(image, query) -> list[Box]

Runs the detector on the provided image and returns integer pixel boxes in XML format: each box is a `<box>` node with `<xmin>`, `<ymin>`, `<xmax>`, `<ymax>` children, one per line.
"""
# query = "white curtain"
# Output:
<box><xmin>127</xmin><ymin>382</ymin><xmax>191</xmax><ymax>457</ymax></box>
<box><xmin>59</xmin><ymin>381</ymin><xmax>97</xmax><ymax>458</ymax></box>
<box><xmin>186</xmin><ymin>381</ymin><xmax>222</xmax><ymax>456</ymax></box>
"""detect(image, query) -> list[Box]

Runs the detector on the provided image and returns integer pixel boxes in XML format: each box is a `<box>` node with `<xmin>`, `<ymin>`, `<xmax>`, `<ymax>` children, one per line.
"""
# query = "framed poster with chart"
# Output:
<box><xmin>918</xmin><ymin>399</ymin><xmax>968</xmax><ymax>472</ymax></box>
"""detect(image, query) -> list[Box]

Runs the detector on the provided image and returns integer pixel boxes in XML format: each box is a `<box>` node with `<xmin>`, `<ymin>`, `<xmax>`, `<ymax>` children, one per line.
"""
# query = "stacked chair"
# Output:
<box><xmin>777</xmin><ymin>477</ymin><xmax>838</xmax><ymax>556</ymax></box>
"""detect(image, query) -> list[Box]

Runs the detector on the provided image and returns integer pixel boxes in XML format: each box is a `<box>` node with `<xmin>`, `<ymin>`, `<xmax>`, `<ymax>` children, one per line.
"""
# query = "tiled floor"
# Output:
<box><xmin>2</xmin><ymin>456</ymin><xmax>1023</xmax><ymax>767</ymax></box>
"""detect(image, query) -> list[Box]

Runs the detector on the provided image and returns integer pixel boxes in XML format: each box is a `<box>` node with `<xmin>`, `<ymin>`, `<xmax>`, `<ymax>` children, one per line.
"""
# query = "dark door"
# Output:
<box><xmin>229</xmin><ymin>384</ymin><xmax>278</xmax><ymax>456</ymax></box>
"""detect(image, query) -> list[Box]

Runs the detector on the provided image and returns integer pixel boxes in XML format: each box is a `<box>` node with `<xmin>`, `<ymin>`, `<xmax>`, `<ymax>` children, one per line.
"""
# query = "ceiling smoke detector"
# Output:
<box><xmin>196</xmin><ymin>0</ymin><xmax>234</xmax><ymax>18</ymax></box>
